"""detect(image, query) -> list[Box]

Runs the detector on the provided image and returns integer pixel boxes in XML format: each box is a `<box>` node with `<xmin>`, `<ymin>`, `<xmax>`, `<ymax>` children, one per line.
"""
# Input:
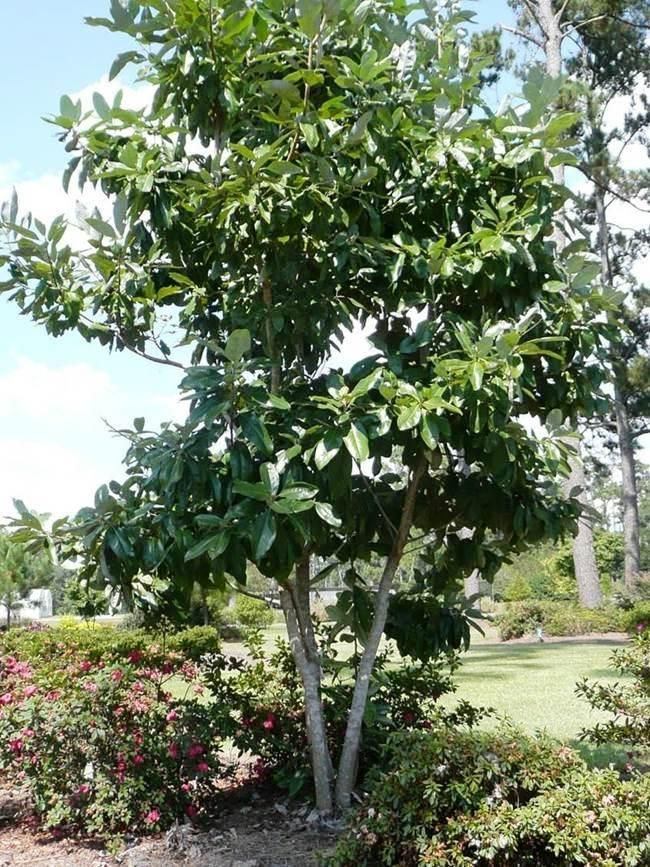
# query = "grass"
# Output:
<box><xmin>441</xmin><ymin>638</ymin><xmax>631</xmax><ymax>766</ymax></box>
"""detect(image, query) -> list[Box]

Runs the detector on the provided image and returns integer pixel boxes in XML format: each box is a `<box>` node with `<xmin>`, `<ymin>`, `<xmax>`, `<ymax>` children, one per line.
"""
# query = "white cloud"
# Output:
<box><xmin>0</xmin><ymin>358</ymin><xmax>116</xmax><ymax>423</ymax></box>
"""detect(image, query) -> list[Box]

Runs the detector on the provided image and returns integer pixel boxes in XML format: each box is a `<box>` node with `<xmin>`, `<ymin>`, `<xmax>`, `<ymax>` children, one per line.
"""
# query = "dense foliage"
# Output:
<box><xmin>328</xmin><ymin>726</ymin><xmax>650</xmax><ymax>866</ymax></box>
<box><xmin>495</xmin><ymin>600</ymin><xmax>627</xmax><ymax>641</ymax></box>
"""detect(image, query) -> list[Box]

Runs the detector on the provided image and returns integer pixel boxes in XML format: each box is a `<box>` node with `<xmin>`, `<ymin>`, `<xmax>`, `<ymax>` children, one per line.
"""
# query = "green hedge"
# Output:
<box><xmin>495</xmin><ymin>601</ymin><xmax>626</xmax><ymax>641</ymax></box>
<box><xmin>0</xmin><ymin>623</ymin><xmax>220</xmax><ymax>665</ymax></box>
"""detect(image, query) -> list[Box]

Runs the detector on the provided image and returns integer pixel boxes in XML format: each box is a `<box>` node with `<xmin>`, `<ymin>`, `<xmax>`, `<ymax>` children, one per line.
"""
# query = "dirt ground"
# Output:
<box><xmin>0</xmin><ymin>787</ymin><xmax>339</xmax><ymax>867</ymax></box>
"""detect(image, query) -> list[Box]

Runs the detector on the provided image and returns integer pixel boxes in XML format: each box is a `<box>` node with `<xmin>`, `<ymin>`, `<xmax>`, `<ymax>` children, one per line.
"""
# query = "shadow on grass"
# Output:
<box><xmin>569</xmin><ymin>739</ymin><xmax>630</xmax><ymax>769</ymax></box>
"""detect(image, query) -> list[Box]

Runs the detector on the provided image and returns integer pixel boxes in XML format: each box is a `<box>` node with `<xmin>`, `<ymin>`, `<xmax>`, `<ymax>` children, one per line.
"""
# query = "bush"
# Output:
<box><xmin>495</xmin><ymin>601</ymin><xmax>625</xmax><ymax>641</ymax></box>
<box><xmin>328</xmin><ymin>726</ymin><xmax>650</xmax><ymax>867</ymax></box>
<box><xmin>577</xmin><ymin>631</ymin><xmax>650</xmax><ymax>751</ymax></box>
<box><xmin>201</xmin><ymin>636</ymin><xmax>467</xmax><ymax>796</ymax></box>
<box><xmin>327</xmin><ymin>725</ymin><xmax>584</xmax><ymax>866</ymax></box>
<box><xmin>0</xmin><ymin>638</ymin><xmax>228</xmax><ymax>838</ymax></box>
<box><xmin>621</xmin><ymin>601</ymin><xmax>650</xmax><ymax>634</ymax></box>
<box><xmin>232</xmin><ymin>595</ymin><xmax>274</xmax><ymax>632</ymax></box>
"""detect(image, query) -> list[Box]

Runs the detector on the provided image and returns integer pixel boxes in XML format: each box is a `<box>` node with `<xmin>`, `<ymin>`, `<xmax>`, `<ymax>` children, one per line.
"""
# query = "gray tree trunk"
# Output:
<box><xmin>567</xmin><ymin>455</ymin><xmax>603</xmax><ymax>608</ymax></box>
<box><xmin>535</xmin><ymin>0</ymin><xmax>602</xmax><ymax>607</ymax></box>
<box><xmin>615</xmin><ymin>383</ymin><xmax>641</xmax><ymax>587</ymax></box>
<box><xmin>335</xmin><ymin>457</ymin><xmax>427</xmax><ymax>810</ymax></box>
<box><xmin>464</xmin><ymin>569</ymin><xmax>481</xmax><ymax>602</ymax></box>
<box><xmin>280</xmin><ymin>564</ymin><xmax>334</xmax><ymax>816</ymax></box>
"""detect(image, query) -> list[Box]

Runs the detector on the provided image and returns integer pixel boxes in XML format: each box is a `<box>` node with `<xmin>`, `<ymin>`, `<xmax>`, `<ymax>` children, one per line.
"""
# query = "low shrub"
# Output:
<box><xmin>231</xmin><ymin>595</ymin><xmax>275</xmax><ymax>632</ymax></box>
<box><xmin>327</xmin><ymin>725</ymin><xmax>584</xmax><ymax>866</ymax></box>
<box><xmin>0</xmin><ymin>645</ymin><xmax>227</xmax><ymax>838</ymax></box>
<box><xmin>577</xmin><ymin>631</ymin><xmax>650</xmax><ymax>751</ymax></box>
<box><xmin>621</xmin><ymin>601</ymin><xmax>650</xmax><ymax>634</ymax></box>
<box><xmin>495</xmin><ymin>601</ymin><xmax>625</xmax><ymax>641</ymax></box>
<box><xmin>328</xmin><ymin>726</ymin><xmax>650</xmax><ymax>867</ymax></box>
<box><xmin>201</xmin><ymin>636</ymin><xmax>468</xmax><ymax>796</ymax></box>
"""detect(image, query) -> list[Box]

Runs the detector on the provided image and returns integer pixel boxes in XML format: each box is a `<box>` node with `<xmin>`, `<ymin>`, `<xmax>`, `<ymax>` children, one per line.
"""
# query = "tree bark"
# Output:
<box><xmin>335</xmin><ymin>456</ymin><xmax>427</xmax><ymax>810</ymax></box>
<box><xmin>280</xmin><ymin>560</ymin><xmax>334</xmax><ymax>816</ymax></box>
<box><xmin>567</xmin><ymin>455</ymin><xmax>603</xmax><ymax>608</ymax></box>
<box><xmin>615</xmin><ymin>381</ymin><xmax>641</xmax><ymax>587</ymax></box>
<box><xmin>464</xmin><ymin>569</ymin><xmax>481</xmax><ymax>602</ymax></box>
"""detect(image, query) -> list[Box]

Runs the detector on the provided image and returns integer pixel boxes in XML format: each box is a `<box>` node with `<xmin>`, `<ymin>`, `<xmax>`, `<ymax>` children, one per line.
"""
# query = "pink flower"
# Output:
<box><xmin>21</xmin><ymin>728</ymin><xmax>35</xmax><ymax>738</ymax></box>
<box><xmin>187</xmin><ymin>743</ymin><xmax>205</xmax><ymax>759</ymax></box>
<box><xmin>127</xmin><ymin>650</ymin><xmax>144</xmax><ymax>665</ymax></box>
<box><xmin>196</xmin><ymin>761</ymin><xmax>209</xmax><ymax>774</ymax></box>
<box><xmin>168</xmin><ymin>742</ymin><xmax>180</xmax><ymax>760</ymax></box>
<box><xmin>133</xmin><ymin>754</ymin><xmax>145</xmax><ymax>766</ymax></box>
<box><xmin>83</xmin><ymin>681</ymin><xmax>98</xmax><ymax>693</ymax></box>
<box><xmin>23</xmin><ymin>686</ymin><xmax>38</xmax><ymax>698</ymax></box>
<box><xmin>46</xmin><ymin>690</ymin><xmax>61</xmax><ymax>702</ymax></box>
<box><xmin>9</xmin><ymin>738</ymin><xmax>22</xmax><ymax>754</ymax></box>
<box><xmin>144</xmin><ymin>808</ymin><xmax>161</xmax><ymax>825</ymax></box>
<box><xmin>79</xmin><ymin>660</ymin><xmax>93</xmax><ymax>672</ymax></box>
<box><xmin>181</xmin><ymin>782</ymin><xmax>191</xmax><ymax>792</ymax></box>
<box><xmin>0</xmin><ymin>693</ymin><xmax>13</xmax><ymax>706</ymax></box>
<box><xmin>185</xmin><ymin>803</ymin><xmax>198</xmax><ymax>820</ymax></box>
<box><xmin>262</xmin><ymin>713</ymin><xmax>276</xmax><ymax>731</ymax></box>
<box><xmin>111</xmin><ymin>669</ymin><xmax>124</xmax><ymax>683</ymax></box>
<box><xmin>166</xmin><ymin>709</ymin><xmax>178</xmax><ymax>722</ymax></box>
<box><xmin>636</xmin><ymin>622</ymin><xmax>646</xmax><ymax>633</ymax></box>
<box><xmin>78</xmin><ymin>784</ymin><xmax>90</xmax><ymax>796</ymax></box>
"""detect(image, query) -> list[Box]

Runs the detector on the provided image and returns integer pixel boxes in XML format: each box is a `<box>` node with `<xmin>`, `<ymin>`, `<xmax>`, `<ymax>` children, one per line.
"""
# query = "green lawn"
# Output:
<box><xmin>442</xmin><ymin>638</ymin><xmax>630</xmax><ymax>766</ymax></box>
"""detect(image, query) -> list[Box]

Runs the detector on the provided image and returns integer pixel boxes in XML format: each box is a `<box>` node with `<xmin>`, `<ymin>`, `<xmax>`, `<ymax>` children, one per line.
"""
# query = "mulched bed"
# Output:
<box><xmin>0</xmin><ymin>785</ymin><xmax>338</xmax><ymax>867</ymax></box>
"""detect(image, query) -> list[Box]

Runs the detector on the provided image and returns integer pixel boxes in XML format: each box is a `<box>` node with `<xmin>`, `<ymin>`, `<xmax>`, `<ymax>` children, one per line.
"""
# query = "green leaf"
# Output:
<box><xmin>109</xmin><ymin>51</ymin><xmax>142</xmax><ymax>81</ymax></box>
<box><xmin>268</xmin><ymin>393</ymin><xmax>291</xmax><ymax>410</ymax></box>
<box><xmin>92</xmin><ymin>92</ymin><xmax>111</xmax><ymax>120</ymax></box>
<box><xmin>261</xmin><ymin>79</ymin><xmax>301</xmax><ymax>103</ymax></box>
<box><xmin>397</xmin><ymin>404</ymin><xmax>422</xmax><ymax>431</ymax></box>
<box><xmin>300</xmin><ymin>122</ymin><xmax>320</xmax><ymax>149</ymax></box>
<box><xmin>279</xmin><ymin>483</ymin><xmax>318</xmax><ymax>500</ymax></box>
<box><xmin>224</xmin><ymin>329</ymin><xmax>251</xmax><ymax>362</ymax></box>
<box><xmin>260</xmin><ymin>463</ymin><xmax>280</xmax><ymax>496</ymax></box>
<box><xmin>270</xmin><ymin>499</ymin><xmax>315</xmax><ymax>514</ymax></box>
<box><xmin>185</xmin><ymin>532</ymin><xmax>228</xmax><ymax>562</ymax></box>
<box><xmin>252</xmin><ymin>511</ymin><xmax>276</xmax><ymax>560</ymax></box>
<box><xmin>420</xmin><ymin>415</ymin><xmax>439</xmax><ymax>449</ymax></box>
<box><xmin>232</xmin><ymin>480</ymin><xmax>269</xmax><ymax>501</ymax></box>
<box><xmin>296</xmin><ymin>0</ymin><xmax>322</xmax><ymax>37</ymax></box>
<box><xmin>315</xmin><ymin>501</ymin><xmax>342</xmax><ymax>527</ymax></box>
<box><xmin>469</xmin><ymin>362</ymin><xmax>484</xmax><ymax>391</ymax></box>
<box><xmin>347</xmin><ymin>111</ymin><xmax>373</xmax><ymax>145</ymax></box>
<box><xmin>343</xmin><ymin>422</ymin><xmax>369</xmax><ymax>462</ymax></box>
<box><xmin>315</xmin><ymin>431</ymin><xmax>342</xmax><ymax>469</ymax></box>
<box><xmin>240</xmin><ymin>413</ymin><xmax>273</xmax><ymax>456</ymax></box>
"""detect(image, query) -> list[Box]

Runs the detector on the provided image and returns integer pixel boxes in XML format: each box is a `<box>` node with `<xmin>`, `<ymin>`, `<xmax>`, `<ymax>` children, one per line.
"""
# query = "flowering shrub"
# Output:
<box><xmin>202</xmin><ymin>635</ymin><xmax>467</xmax><ymax>796</ymax></box>
<box><xmin>327</xmin><ymin>725</ymin><xmax>650</xmax><ymax>867</ymax></box>
<box><xmin>576</xmin><ymin>631</ymin><xmax>650</xmax><ymax>752</ymax></box>
<box><xmin>0</xmin><ymin>633</ymin><xmax>228</xmax><ymax>837</ymax></box>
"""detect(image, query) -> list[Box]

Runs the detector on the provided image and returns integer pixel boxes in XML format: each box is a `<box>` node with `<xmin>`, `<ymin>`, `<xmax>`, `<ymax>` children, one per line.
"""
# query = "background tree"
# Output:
<box><xmin>1</xmin><ymin>0</ymin><xmax>616</xmax><ymax>812</ymax></box>
<box><xmin>505</xmin><ymin>0</ymin><xmax>650</xmax><ymax>594</ymax></box>
<box><xmin>0</xmin><ymin>528</ymin><xmax>57</xmax><ymax>628</ymax></box>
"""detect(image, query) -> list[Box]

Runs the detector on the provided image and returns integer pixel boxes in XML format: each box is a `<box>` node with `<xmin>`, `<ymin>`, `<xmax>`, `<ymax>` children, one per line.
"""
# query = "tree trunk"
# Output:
<box><xmin>464</xmin><ymin>569</ymin><xmax>481</xmax><ymax>602</ymax></box>
<box><xmin>335</xmin><ymin>456</ymin><xmax>427</xmax><ymax>810</ymax></box>
<box><xmin>615</xmin><ymin>381</ymin><xmax>641</xmax><ymax>587</ymax></box>
<box><xmin>280</xmin><ymin>560</ymin><xmax>334</xmax><ymax>816</ymax></box>
<box><xmin>568</xmin><ymin>455</ymin><xmax>603</xmax><ymax>608</ymax></box>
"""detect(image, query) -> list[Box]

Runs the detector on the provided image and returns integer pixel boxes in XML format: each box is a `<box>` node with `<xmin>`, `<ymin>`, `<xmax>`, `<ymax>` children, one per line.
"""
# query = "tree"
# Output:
<box><xmin>1</xmin><ymin>0</ymin><xmax>616</xmax><ymax>813</ymax></box>
<box><xmin>0</xmin><ymin>528</ymin><xmax>54</xmax><ymax>628</ymax></box>
<box><xmin>506</xmin><ymin>0</ymin><xmax>650</xmax><ymax>592</ymax></box>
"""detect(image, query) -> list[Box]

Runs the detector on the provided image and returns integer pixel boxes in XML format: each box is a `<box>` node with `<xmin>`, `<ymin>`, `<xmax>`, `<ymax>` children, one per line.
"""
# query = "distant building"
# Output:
<box><xmin>0</xmin><ymin>588</ymin><xmax>53</xmax><ymax>624</ymax></box>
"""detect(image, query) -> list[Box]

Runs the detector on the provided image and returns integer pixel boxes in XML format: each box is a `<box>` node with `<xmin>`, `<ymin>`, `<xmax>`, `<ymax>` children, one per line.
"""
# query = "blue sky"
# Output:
<box><xmin>0</xmin><ymin>0</ymin><xmax>551</xmax><ymax>520</ymax></box>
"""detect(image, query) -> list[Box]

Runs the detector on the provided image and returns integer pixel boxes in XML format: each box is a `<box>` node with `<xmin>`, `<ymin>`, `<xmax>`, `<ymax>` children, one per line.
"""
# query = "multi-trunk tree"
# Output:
<box><xmin>1</xmin><ymin>0</ymin><xmax>616</xmax><ymax>812</ymax></box>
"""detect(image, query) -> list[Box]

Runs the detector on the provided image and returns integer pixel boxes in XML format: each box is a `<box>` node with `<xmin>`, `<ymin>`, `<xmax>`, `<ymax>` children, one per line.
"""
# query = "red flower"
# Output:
<box><xmin>127</xmin><ymin>650</ymin><xmax>144</xmax><ymax>665</ymax></box>
<box><xmin>185</xmin><ymin>803</ymin><xmax>198</xmax><ymax>820</ymax></box>
<box><xmin>196</xmin><ymin>761</ymin><xmax>209</xmax><ymax>774</ymax></box>
<box><xmin>168</xmin><ymin>742</ymin><xmax>180</xmax><ymax>760</ymax></box>
<box><xmin>9</xmin><ymin>738</ymin><xmax>22</xmax><ymax>754</ymax></box>
<box><xmin>133</xmin><ymin>754</ymin><xmax>145</xmax><ymax>766</ymax></box>
<box><xmin>262</xmin><ymin>713</ymin><xmax>276</xmax><ymax>731</ymax></box>
<box><xmin>166</xmin><ymin>709</ymin><xmax>179</xmax><ymax>722</ymax></box>
<box><xmin>79</xmin><ymin>660</ymin><xmax>93</xmax><ymax>673</ymax></box>
<box><xmin>187</xmin><ymin>742</ymin><xmax>205</xmax><ymax>759</ymax></box>
<box><xmin>78</xmin><ymin>784</ymin><xmax>90</xmax><ymax>796</ymax></box>
<box><xmin>144</xmin><ymin>808</ymin><xmax>161</xmax><ymax>825</ymax></box>
<box><xmin>111</xmin><ymin>669</ymin><xmax>124</xmax><ymax>682</ymax></box>
<box><xmin>0</xmin><ymin>693</ymin><xmax>13</xmax><ymax>706</ymax></box>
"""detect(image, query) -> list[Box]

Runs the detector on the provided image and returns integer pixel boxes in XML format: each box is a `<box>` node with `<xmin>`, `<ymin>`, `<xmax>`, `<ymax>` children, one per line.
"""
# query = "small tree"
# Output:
<box><xmin>1</xmin><ymin>0</ymin><xmax>616</xmax><ymax>812</ymax></box>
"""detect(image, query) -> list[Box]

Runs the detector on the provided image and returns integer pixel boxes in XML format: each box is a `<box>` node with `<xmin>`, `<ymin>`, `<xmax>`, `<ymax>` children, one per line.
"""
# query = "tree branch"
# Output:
<box><xmin>501</xmin><ymin>24</ymin><xmax>544</xmax><ymax>49</ymax></box>
<box><xmin>355</xmin><ymin>461</ymin><xmax>398</xmax><ymax>539</ymax></box>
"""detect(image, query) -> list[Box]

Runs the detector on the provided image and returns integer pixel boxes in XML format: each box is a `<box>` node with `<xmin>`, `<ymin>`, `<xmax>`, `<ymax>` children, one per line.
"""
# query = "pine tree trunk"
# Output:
<box><xmin>280</xmin><ymin>560</ymin><xmax>334</xmax><ymax>816</ymax></box>
<box><xmin>335</xmin><ymin>457</ymin><xmax>427</xmax><ymax>810</ymax></box>
<box><xmin>615</xmin><ymin>369</ymin><xmax>642</xmax><ymax>587</ymax></box>
<box><xmin>568</xmin><ymin>455</ymin><xmax>603</xmax><ymax>608</ymax></box>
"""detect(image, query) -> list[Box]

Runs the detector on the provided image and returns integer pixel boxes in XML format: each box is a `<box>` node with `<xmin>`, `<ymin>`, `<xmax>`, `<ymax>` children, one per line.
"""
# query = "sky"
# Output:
<box><xmin>0</xmin><ymin>0</ymin><xmax>646</xmax><ymax>522</ymax></box>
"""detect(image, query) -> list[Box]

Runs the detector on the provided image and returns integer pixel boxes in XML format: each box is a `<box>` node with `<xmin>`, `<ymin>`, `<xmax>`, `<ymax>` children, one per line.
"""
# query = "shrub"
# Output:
<box><xmin>495</xmin><ymin>601</ymin><xmax>624</xmax><ymax>641</ymax></box>
<box><xmin>621</xmin><ymin>601</ymin><xmax>650</xmax><ymax>634</ymax></box>
<box><xmin>577</xmin><ymin>631</ymin><xmax>650</xmax><ymax>751</ymax></box>
<box><xmin>201</xmin><ymin>637</ymin><xmax>467</xmax><ymax>796</ymax></box>
<box><xmin>0</xmin><ymin>644</ymin><xmax>227</xmax><ymax>838</ymax></box>
<box><xmin>232</xmin><ymin>595</ymin><xmax>274</xmax><ymax>632</ymax></box>
<box><xmin>328</xmin><ymin>726</ymin><xmax>650</xmax><ymax>867</ymax></box>
<box><xmin>327</xmin><ymin>725</ymin><xmax>584</xmax><ymax>866</ymax></box>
